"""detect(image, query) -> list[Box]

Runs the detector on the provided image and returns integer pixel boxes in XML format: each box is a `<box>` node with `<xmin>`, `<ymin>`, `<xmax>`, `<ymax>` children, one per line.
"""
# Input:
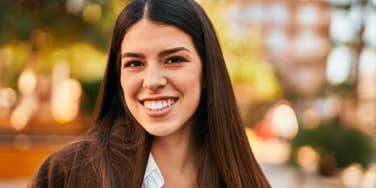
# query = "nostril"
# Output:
<box><xmin>142</xmin><ymin>77</ymin><xmax>167</xmax><ymax>89</ymax></box>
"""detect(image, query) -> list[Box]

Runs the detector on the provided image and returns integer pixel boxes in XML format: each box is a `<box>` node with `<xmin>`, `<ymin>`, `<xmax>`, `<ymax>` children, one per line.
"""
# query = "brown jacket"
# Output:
<box><xmin>29</xmin><ymin>141</ymin><xmax>101</xmax><ymax>188</ymax></box>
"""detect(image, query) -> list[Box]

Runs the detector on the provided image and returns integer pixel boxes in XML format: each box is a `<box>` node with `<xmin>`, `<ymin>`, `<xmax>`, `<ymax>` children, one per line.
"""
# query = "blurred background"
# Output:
<box><xmin>0</xmin><ymin>0</ymin><xmax>376</xmax><ymax>187</ymax></box>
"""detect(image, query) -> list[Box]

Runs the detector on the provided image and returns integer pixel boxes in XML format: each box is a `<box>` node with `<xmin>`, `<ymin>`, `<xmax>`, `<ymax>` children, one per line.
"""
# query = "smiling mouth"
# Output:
<box><xmin>141</xmin><ymin>98</ymin><xmax>178</xmax><ymax>114</ymax></box>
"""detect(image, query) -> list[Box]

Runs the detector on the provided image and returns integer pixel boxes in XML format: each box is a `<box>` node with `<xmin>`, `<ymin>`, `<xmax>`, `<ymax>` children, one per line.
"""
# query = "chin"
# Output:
<box><xmin>143</xmin><ymin>122</ymin><xmax>183</xmax><ymax>137</ymax></box>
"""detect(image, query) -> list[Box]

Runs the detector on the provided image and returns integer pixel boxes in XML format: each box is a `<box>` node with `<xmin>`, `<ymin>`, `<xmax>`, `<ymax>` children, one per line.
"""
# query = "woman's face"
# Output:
<box><xmin>120</xmin><ymin>19</ymin><xmax>203</xmax><ymax>137</ymax></box>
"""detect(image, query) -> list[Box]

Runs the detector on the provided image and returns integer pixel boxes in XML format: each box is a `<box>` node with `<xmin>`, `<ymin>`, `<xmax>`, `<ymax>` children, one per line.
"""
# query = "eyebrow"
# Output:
<box><xmin>121</xmin><ymin>47</ymin><xmax>190</xmax><ymax>59</ymax></box>
<box><xmin>158</xmin><ymin>47</ymin><xmax>190</xmax><ymax>58</ymax></box>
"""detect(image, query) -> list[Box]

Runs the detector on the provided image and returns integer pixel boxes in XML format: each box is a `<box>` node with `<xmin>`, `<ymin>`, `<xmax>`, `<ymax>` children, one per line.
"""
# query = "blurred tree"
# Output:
<box><xmin>0</xmin><ymin>0</ymin><xmax>281</xmax><ymax>118</ymax></box>
<box><xmin>198</xmin><ymin>0</ymin><xmax>282</xmax><ymax>126</ymax></box>
<box><xmin>292</xmin><ymin>120</ymin><xmax>374</xmax><ymax>175</ymax></box>
<box><xmin>0</xmin><ymin>0</ymin><xmax>123</xmax><ymax>50</ymax></box>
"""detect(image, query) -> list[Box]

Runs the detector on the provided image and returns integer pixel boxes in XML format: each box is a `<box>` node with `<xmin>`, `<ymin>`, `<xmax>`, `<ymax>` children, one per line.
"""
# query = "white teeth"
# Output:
<box><xmin>144</xmin><ymin>99</ymin><xmax>176</xmax><ymax>111</ymax></box>
<box><xmin>167</xmin><ymin>99</ymin><xmax>174</xmax><ymax>105</ymax></box>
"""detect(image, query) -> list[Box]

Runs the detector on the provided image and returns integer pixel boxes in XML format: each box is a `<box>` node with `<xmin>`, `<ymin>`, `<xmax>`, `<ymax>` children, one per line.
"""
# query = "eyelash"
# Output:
<box><xmin>124</xmin><ymin>60</ymin><xmax>144</xmax><ymax>68</ymax></box>
<box><xmin>166</xmin><ymin>56</ymin><xmax>187</xmax><ymax>64</ymax></box>
<box><xmin>123</xmin><ymin>56</ymin><xmax>187</xmax><ymax>68</ymax></box>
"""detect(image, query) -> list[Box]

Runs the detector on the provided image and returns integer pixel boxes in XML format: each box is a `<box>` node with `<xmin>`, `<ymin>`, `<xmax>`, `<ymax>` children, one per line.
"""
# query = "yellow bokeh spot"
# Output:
<box><xmin>18</xmin><ymin>69</ymin><xmax>37</xmax><ymax>95</ymax></box>
<box><xmin>82</xmin><ymin>3</ymin><xmax>102</xmax><ymax>23</ymax></box>
<box><xmin>296</xmin><ymin>145</ymin><xmax>319</xmax><ymax>172</ymax></box>
<box><xmin>52</xmin><ymin>79</ymin><xmax>82</xmax><ymax>124</ymax></box>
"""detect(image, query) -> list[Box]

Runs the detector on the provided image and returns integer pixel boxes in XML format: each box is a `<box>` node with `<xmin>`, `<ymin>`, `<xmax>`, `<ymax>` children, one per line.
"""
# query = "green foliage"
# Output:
<box><xmin>0</xmin><ymin>0</ymin><xmax>281</xmax><ymax>108</ymax></box>
<box><xmin>0</xmin><ymin>0</ymin><xmax>119</xmax><ymax>50</ymax></box>
<box><xmin>0</xmin><ymin>42</ymin><xmax>33</xmax><ymax>88</ymax></box>
<box><xmin>326</xmin><ymin>80</ymin><xmax>357</xmax><ymax>96</ymax></box>
<box><xmin>292</xmin><ymin>121</ymin><xmax>374</xmax><ymax>168</ymax></box>
<box><xmin>37</xmin><ymin>43</ymin><xmax>107</xmax><ymax>81</ymax></box>
<box><xmin>200</xmin><ymin>2</ymin><xmax>282</xmax><ymax>103</ymax></box>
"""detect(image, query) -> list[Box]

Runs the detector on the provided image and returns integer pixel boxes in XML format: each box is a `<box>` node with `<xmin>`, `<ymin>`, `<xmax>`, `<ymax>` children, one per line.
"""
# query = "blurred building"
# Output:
<box><xmin>227</xmin><ymin>1</ymin><xmax>376</xmax><ymax>187</ymax></box>
<box><xmin>227</xmin><ymin>0</ymin><xmax>376</xmax><ymax>142</ymax></box>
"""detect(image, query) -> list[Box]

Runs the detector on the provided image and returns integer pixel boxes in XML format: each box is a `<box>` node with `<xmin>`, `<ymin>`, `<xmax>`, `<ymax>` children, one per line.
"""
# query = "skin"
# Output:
<box><xmin>120</xmin><ymin>19</ymin><xmax>202</xmax><ymax>187</ymax></box>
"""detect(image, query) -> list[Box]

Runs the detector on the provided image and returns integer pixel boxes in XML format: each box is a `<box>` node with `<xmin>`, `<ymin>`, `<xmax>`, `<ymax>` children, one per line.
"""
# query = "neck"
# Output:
<box><xmin>151</xmin><ymin>120</ymin><xmax>198</xmax><ymax>184</ymax></box>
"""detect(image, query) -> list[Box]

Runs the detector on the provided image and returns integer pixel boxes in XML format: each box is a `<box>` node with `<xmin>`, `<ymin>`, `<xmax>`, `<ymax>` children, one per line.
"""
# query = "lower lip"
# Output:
<box><xmin>144</xmin><ymin>102</ymin><xmax>176</xmax><ymax>117</ymax></box>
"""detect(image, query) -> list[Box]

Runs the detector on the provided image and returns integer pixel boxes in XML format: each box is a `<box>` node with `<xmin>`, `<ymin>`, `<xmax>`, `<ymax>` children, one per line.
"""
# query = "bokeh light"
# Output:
<box><xmin>82</xmin><ymin>3</ymin><xmax>102</xmax><ymax>23</ymax></box>
<box><xmin>296</xmin><ymin>145</ymin><xmax>319</xmax><ymax>172</ymax></box>
<box><xmin>361</xmin><ymin>164</ymin><xmax>376</xmax><ymax>188</ymax></box>
<box><xmin>301</xmin><ymin>108</ymin><xmax>320</xmax><ymax>129</ymax></box>
<box><xmin>341</xmin><ymin>163</ymin><xmax>364</xmax><ymax>188</ymax></box>
<box><xmin>52</xmin><ymin>79</ymin><xmax>82</xmax><ymax>124</ymax></box>
<box><xmin>363</xmin><ymin>12</ymin><xmax>376</xmax><ymax>46</ymax></box>
<box><xmin>10</xmin><ymin>96</ymin><xmax>38</xmax><ymax>131</ymax></box>
<box><xmin>330</xmin><ymin>9</ymin><xmax>358</xmax><ymax>43</ymax></box>
<box><xmin>0</xmin><ymin>88</ymin><xmax>17</xmax><ymax>110</ymax></box>
<box><xmin>270</xmin><ymin>103</ymin><xmax>299</xmax><ymax>139</ymax></box>
<box><xmin>18</xmin><ymin>69</ymin><xmax>37</xmax><ymax>96</ymax></box>
<box><xmin>326</xmin><ymin>45</ymin><xmax>354</xmax><ymax>85</ymax></box>
<box><xmin>66</xmin><ymin>0</ymin><xmax>86</xmax><ymax>15</ymax></box>
<box><xmin>251</xmin><ymin>139</ymin><xmax>291</xmax><ymax>165</ymax></box>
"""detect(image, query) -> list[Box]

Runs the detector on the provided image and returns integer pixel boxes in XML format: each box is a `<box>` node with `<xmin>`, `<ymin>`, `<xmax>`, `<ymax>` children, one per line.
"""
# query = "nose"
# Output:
<box><xmin>142</xmin><ymin>64</ymin><xmax>167</xmax><ymax>91</ymax></box>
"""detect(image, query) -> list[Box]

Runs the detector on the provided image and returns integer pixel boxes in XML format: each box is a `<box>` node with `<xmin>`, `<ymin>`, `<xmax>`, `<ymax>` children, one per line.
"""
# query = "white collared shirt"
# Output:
<box><xmin>142</xmin><ymin>154</ymin><xmax>165</xmax><ymax>188</ymax></box>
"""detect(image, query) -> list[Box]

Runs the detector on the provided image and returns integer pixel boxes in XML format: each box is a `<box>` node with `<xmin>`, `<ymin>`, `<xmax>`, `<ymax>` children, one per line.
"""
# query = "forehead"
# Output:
<box><xmin>121</xmin><ymin>19</ymin><xmax>195</xmax><ymax>52</ymax></box>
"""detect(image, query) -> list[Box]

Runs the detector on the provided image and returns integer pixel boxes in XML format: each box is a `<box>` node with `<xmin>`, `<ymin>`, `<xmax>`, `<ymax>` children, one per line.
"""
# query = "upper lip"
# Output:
<box><xmin>139</xmin><ymin>96</ymin><xmax>178</xmax><ymax>102</ymax></box>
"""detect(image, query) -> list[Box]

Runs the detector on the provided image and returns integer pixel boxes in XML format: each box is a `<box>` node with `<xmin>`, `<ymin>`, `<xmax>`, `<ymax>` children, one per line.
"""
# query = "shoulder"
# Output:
<box><xmin>28</xmin><ymin>139</ymin><xmax>99</xmax><ymax>188</ymax></box>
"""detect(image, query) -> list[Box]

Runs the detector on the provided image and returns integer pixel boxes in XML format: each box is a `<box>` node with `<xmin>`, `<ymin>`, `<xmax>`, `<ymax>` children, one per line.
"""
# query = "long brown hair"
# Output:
<box><xmin>30</xmin><ymin>0</ymin><xmax>270</xmax><ymax>187</ymax></box>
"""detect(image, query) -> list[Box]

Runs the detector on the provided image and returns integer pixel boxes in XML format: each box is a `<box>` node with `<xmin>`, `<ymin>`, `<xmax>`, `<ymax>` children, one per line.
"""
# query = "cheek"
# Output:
<box><xmin>176</xmin><ymin>67</ymin><xmax>202</xmax><ymax>94</ymax></box>
<box><xmin>120</xmin><ymin>73</ymin><xmax>140</xmax><ymax>100</ymax></box>
<box><xmin>190</xmin><ymin>65</ymin><xmax>203</xmax><ymax>90</ymax></box>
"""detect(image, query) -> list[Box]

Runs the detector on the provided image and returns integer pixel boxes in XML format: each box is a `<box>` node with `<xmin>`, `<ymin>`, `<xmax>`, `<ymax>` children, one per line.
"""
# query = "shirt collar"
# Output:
<box><xmin>143</xmin><ymin>154</ymin><xmax>164</xmax><ymax>188</ymax></box>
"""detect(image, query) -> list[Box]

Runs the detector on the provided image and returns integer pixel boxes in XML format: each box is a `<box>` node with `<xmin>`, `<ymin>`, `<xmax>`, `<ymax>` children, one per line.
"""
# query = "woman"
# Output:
<box><xmin>30</xmin><ymin>0</ymin><xmax>270</xmax><ymax>187</ymax></box>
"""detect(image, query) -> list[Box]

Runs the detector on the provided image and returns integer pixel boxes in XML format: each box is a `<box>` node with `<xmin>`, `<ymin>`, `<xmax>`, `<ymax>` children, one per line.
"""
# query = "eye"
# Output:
<box><xmin>166</xmin><ymin>56</ymin><xmax>186</xmax><ymax>64</ymax></box>
<box><xmin>124</xmin><ymin>60</ymin><xmax>144</xmax><ymax>68</ymax></box>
